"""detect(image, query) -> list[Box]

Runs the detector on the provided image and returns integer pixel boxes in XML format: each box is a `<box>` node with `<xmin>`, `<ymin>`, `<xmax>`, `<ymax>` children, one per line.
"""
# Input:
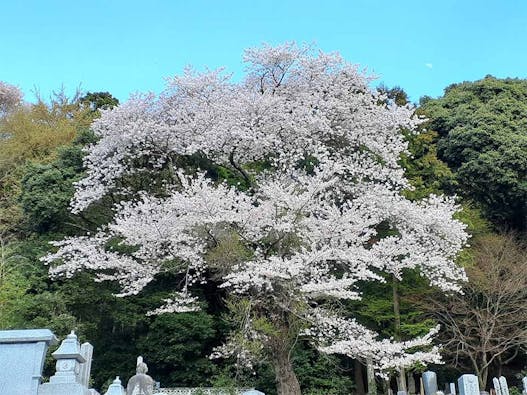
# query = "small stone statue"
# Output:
<box><xmin>126</xmin><ymin>356</ymin><xmax>154</xmax><ymax>395</ymax></box>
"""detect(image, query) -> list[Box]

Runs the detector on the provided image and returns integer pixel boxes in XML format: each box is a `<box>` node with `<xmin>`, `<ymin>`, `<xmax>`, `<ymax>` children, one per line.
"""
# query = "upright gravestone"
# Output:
<box><xmin>458</xmin><ymin>374</ymin><xmax>480</xmax><ymax>395</ymax></box>
<box><xmin>242</xmin><ymin>391</ymin><xmax>265</xmax><ymax>395</ymax></box>
<box><xmin>0</xmin><ymin>329</ymin><xmax>57</xmax><ymax>395</ymax></box>
<box><xmin>493</xmin><ymin>377</ymin><xmax>502</xmax><ymax>395</ymax></box>
<box><xmin>522</xmin><ymin>376</ymin><xmax>527</xmax><ymax>395</ymax></box>
<box><xmin>80</xmin><ymin>342</ymin><xmax>94</xmax><ymax>388</ymax></box>
<box><xmin>498</xmin><ymin>377</ymin><xmax>509</xmax><ymax>395</ymax></box>
<box><xmin>422</xmin><ymin>371</ymin><xmax>438</xmax><ymax>395</ymax></box>
<box><xmin>449</xmin><ymin>382</ymin><xmax>456</xmax><ymax>395</ymax></box>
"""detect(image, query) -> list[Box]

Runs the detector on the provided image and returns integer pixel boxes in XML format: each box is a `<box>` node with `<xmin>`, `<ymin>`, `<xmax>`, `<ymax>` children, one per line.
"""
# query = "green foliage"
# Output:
<box><xmin>353</xmin><ymin>271</ymin><xmax>436</xmax><ymax>342</ymax></box>
<box><xmin>80</xmin><ymin>91</ymin><xmax>119</xmax><ymax>113</ymax></box>
<box><xmin>18</xmin><ymin>132</ymin><xmax>100</xmax><ymax>232</ymax></box>
<box><xmin>401</xmin><ymin>128</ymin><xmax>455</xmax><ymax>200</ymax></box>
<box><xmin>0</xmin><ymin>92</ymin><xmax>94</xmax><ymax>234</ymax></box>
<box><xmin>137</xmin><ymin>312</ymin><xmax>218</xmax><ymax>386</ymax></box>
<box><xmin>420</xmin><ymin>76</ymin><xmax>527</xmax><ymax>229</ymax></box>
<box><xmin>294</xmin><ymin>343</ymin><xmax>354</xmax><ymax>395</ymax></box>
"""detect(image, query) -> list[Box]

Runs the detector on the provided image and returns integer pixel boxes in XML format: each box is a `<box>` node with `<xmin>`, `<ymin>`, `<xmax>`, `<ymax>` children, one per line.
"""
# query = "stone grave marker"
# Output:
<box><xmin>422</xmin><ymin>371</ymin><xmax>438</xmax><ymax>395</ymax></box>
<box><xmin>0</xmin><ymin>328</ymin><xmax>57</xmax><ymax>395</ymax></box>
<box><xmin>498</xmin><ymin>377</ymin><xmax>509</xmax><ymax>395</ymax></box>
<box><xmin>457</xmin><ymin>374</ymin><xmax>479</xmax><ymax>395</ymax></box>
<box><xmin>493</xmin><ymin>377</ymin><xmax>502</xmax><ymax>395</ymax></box>
<box><xmin>80</xmin><ymin>342</ymin><xmax>94</xmax><ymax>388</ymax></box>
<box><xmin>522</xmin><ymin>376</ymin><xmax>527</xmax><ymax>395</ymax></box>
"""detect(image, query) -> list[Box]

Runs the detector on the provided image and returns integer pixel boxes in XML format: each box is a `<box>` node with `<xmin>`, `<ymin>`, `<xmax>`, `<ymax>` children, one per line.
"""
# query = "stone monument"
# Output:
<box><xmin>493</xmin><ymin>377</ymin><xmax>502</xmax><ymax>395</ymax></box>
<box><xmin>80</xmin><ymin>342</ymin><xmax>94</xmax><ymax>388</ymax></box>
<box><xmin>0</xmin><ymin>329</ymin><xmax>57</xmax><ymax>395</ymax></box>
<box><xmin>422</xmin><ymin>371</ymin><xmax>438</xmax><ymax>395</ymax></box>
<box><xmin>498</xmin><ymin>377</ymin><xmax>509</xmax><ymax>395</ymax></box>
<box><xmin>522</xmin><ymin>376</ymin><xmax>527</xmax><ymax>395</ymax></box>
<box><xmin>126</xmin><ymin>356</ymin><xmax>155</xmax><ymax>395</ymax></box>
<box><xmin>457</xmin><ymin>374</ymin><xmax>480</xmax><ymax>395</ymax></box>
<box><xmin>38</xmin><ymin>331</ymin><xmax>97</xmax><ymax>395</ymax></box>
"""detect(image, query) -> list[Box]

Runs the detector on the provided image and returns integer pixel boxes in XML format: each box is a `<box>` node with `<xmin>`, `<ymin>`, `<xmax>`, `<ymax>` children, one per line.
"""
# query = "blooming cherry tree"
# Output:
<box><xmin>43</xmin><ymin>43</ymin><xmax>468</xmax><ymax>395</ymax></box>
<box><xmin>0</xmin><ymin>81</ymin><xmax>22</xmax><ymax>116</ymax></box>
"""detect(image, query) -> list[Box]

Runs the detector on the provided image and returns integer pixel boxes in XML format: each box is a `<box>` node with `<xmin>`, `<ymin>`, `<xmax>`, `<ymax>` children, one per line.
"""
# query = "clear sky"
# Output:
<box><xmin>2</xmin><ymin>0</ymin><xmax>526</xmax><ymax>103</ymax></box>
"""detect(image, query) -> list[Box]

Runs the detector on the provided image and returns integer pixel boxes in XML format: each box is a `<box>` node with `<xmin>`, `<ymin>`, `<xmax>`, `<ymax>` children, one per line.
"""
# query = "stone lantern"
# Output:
<box><xmin>39</xmin><ymin>331</ymin><xmax>92</xmax><ymax>395</ymax></box>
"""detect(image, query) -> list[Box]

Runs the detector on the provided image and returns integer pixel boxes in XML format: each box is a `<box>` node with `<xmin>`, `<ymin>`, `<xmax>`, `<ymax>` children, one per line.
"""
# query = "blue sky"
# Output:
<box><xmin>2</xmin><ymin>0</ymin><xmax>526</xmax><ymax>103</ymax></box>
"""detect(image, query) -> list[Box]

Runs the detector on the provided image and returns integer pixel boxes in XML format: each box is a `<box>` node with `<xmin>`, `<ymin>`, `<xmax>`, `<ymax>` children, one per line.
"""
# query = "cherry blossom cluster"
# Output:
<box><xmin>306</xmin><ymin>309</ymin><xmax>442</xmax><ymax>374</ymax></box>
<box><xmin>0</xmin><ymin>81</ymin><xmax>22</xmax><ymax>115</ymax></box>
<box><xmin>45</xmin><ymin>43</ymin><xmax>469</xmax><ymax>370</ymax></box>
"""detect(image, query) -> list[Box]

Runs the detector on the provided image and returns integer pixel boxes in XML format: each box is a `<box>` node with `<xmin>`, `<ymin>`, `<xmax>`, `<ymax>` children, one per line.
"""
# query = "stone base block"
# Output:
<box><xmin>38</xmin><ymin>382</ymin><xmax>92</xmax><ymax>395</ymax></box>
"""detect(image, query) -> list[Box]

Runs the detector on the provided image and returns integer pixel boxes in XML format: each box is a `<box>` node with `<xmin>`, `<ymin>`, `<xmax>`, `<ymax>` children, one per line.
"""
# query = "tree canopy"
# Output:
<box><xmin>44</xmin><ymin>44</ymin><xmax>468</xmax><ymax>395</ymax></box>
<box><xmin>420</xmin><ymin>76</ymin><xmax>527</xmax><ymax>229</ymax></box>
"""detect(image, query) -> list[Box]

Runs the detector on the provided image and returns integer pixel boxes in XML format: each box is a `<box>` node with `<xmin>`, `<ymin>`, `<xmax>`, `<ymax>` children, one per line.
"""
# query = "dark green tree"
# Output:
<box><xmin>420</xmin><ymin>76</ymin><xmax>527</xmax><ymax>229</ymax></box>
<box><xmin>80</xmin><ymin>92</ymin><xmax>119</xmax><ymax>113</ymax></box>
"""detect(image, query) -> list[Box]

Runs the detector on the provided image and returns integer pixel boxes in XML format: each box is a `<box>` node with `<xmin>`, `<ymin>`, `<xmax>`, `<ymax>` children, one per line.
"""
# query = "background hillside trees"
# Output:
<box><xmin>423</xmin><ymin>232</ymin><xmax>527</xmax><ymax>388</ymax></box>
<box><xmin>420</xmin><ymin>76</ymin><xmax>527</xmax><ymax>230</ymax></box>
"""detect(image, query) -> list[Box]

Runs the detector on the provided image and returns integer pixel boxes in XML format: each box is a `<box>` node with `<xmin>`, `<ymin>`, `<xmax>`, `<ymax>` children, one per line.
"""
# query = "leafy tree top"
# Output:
<box><xmin>420</xmin><ymin>76</ymin><xmax>527</xmax><ymax>229</ymax></box>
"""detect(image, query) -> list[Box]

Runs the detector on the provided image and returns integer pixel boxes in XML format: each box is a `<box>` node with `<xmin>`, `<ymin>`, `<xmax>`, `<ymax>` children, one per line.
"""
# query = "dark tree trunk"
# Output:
<box><xmin>393</xmin><ymin>275</ymin><xmax>406</xmax><ymax>392</ymax></box>
<box><xmin>354</xmin><ymin>359</ymin><xmax>366</xmax><ymax>395</ymax></box>
<box><xmin>272</xmin><ymin>342</ymin><xmax>301</xmax><ymax>395</ymax></box>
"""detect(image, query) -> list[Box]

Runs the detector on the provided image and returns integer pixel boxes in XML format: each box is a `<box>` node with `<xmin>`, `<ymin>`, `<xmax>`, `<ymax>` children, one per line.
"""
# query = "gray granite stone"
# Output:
<box><xmin>493</xmin><ymin>377</ymin><xmax>502</xmax><ymax>395</ymax></box>
<box><xmin>449</xmin><ymin>382</ymin><xmax>456</xmax><ymax>395</ymax></box>
<box><xmin>422</xmin><ymin>371</ymin><xmax>438</xmax><ymax>395</ymax></box>
<box><xmin>522</xmin><ymin>376</ymin><xmax>527</xmax><ymax>395</ymax></box>
<box><xmin>38</xmin><ymin>331</ymin><xmax>91</xmax><ymax>395</ymax></box>
<box><xmin>457</xmin><ymin>374</ymin><xmax>480</xmax><ymax>395</ymax></box>
<box><xmin>80</xmin><ymin>342</ymin><xmax>94</xmax><ymax>387</ymax></box>
<box><xmin>0</xmin><ymin>329</ymin><xmax>57</xmax><ymax>395</ymax></box>
<box><xmin>498</xmin><ymin>377</ymin><xmax>509</xmax><ymax>395</ymax></box>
